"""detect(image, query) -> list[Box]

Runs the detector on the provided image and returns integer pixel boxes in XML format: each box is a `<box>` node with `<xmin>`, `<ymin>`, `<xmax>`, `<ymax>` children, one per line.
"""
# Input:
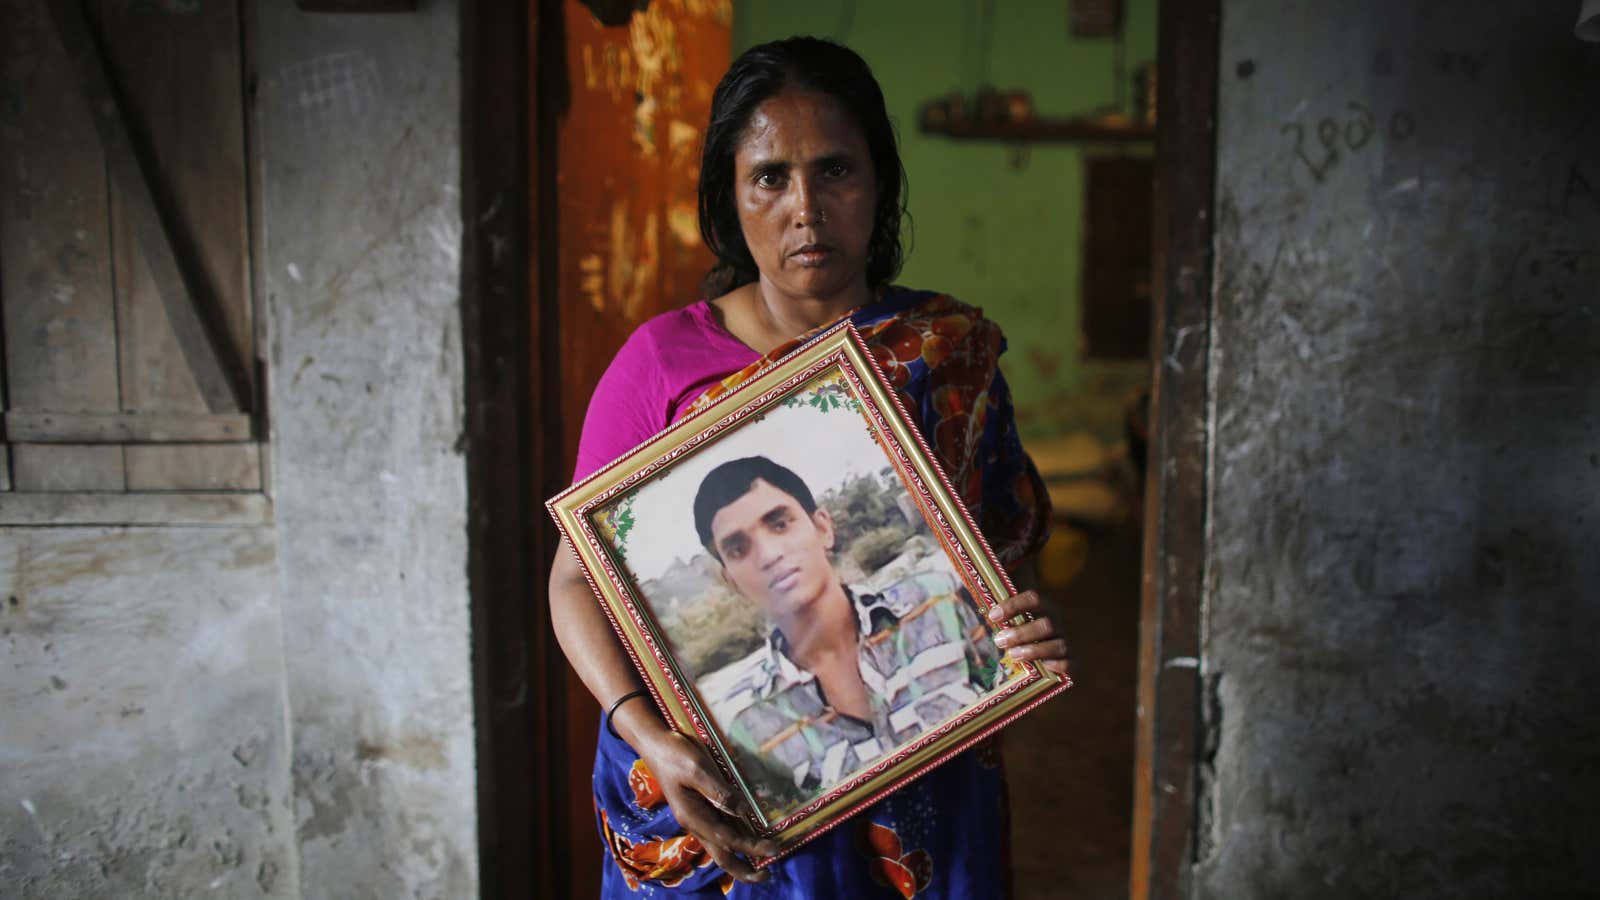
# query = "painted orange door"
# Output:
<box><xmin>553</xmin><ymin>2</ymin><xmax>731</xmax><ymax>893</ymax></box>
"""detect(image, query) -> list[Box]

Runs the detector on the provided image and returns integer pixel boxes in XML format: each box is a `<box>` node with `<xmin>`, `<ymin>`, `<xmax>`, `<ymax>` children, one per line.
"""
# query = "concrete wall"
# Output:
<box><xmin>1203</xmin><ymin>3</ymin><xmax>1599</xmax><ymax>897</ymax></box>
<box><xmin>0</xmin><ymin>529</ymin><xmax>297</xmax><ymax>897</ymax></box>
<box><xmin>0</xmin><ymin>4</ymin><xmax>476</xmax><ymax>898</ymax></box>
<box><xmin>257</xmin><ymin>2</ymin><xmax>476</xmax><ymax>898</ymax></box>
<box><xmin>735</xmin><ymin>0</ymin><xmax>1157</xmax><ymax>440</ymax></box>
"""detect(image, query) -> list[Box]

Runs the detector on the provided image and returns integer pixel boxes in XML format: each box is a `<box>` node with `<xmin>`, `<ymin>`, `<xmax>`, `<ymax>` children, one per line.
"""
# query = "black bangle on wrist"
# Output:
<box><xmin>605</xmin><ymin>688</ymin><xmax>650</xmax><ymax>741</ymax></box>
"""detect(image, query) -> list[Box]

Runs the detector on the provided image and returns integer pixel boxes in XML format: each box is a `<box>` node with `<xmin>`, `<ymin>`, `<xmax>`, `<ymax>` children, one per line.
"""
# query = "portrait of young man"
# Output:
<box><xmin>692</xmin><ymin>455</ymin><xmax>1007</xmax><ymax>815</ymax></box>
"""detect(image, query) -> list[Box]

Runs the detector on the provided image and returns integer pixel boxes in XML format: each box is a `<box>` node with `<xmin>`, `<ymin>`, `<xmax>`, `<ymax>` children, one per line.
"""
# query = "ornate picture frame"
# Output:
<box><xmin>547</xmin><ymin>321</ymin><xmax>1070</xmax><ymax>862</ymax></box>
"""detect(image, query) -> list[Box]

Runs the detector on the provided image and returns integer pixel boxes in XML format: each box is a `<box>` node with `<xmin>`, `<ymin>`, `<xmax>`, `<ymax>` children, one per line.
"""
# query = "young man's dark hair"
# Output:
<box><xmin>693</xmin><ymin>456</ymin><xmax>819</xmax><ymax>560</ymax></box>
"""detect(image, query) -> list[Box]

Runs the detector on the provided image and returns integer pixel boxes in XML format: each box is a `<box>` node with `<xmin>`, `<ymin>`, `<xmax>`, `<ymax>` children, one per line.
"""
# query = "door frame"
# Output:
<box><xmin>1132</xmin><ymin>2</ymin><xmax>1220</xmax><ymax>898</ymax></box>
<box><xmin>460</xmin><ymin>0</ymin><xmax>572</xmax><ymax>897</ymax></box>
<box><xmin>459</xmin><ymin>1</ymin><xmax>1221</xmax><ymax>896</ymax></box>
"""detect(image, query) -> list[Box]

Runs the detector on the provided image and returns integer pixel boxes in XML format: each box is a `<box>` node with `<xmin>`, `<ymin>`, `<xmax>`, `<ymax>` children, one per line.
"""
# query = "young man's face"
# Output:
<box><xmin>708</xmin><ymin>478</ymin><xmax>838</xmax><ymax>622</ymax></box>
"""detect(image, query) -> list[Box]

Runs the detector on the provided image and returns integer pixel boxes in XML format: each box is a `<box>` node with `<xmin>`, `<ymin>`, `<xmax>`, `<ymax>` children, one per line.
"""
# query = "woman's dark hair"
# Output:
<box><xmin>698</xmin><ymin>36</ymin><xmax>908</xmax><ymax>297</ymax></box>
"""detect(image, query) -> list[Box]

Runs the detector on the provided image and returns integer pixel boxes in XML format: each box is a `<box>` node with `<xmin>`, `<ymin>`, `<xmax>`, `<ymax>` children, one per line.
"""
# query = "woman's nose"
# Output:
<box><xmin>792</xmin><ymin>179</ymin><xmax>823</xmax><ymax>228</ymax></box>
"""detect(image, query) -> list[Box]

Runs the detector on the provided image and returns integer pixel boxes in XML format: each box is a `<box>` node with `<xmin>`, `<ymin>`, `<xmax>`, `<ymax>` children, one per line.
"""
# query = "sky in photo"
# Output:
<box><xmin>615</xmin><ymin>392</ymin><xmax>894</xmax><ymax>582</ymax></box>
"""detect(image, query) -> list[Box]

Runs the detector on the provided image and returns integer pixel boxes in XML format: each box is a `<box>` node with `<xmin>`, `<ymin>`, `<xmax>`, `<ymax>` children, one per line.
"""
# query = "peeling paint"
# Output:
<box><xmin>667</xmin><ymin>201</ymin><xmax>700</xmax><ymax>247</ymax></box>
<box><xmin>628</xmin><ymin>6</ymin><xmax>677</xmax><ymax>156</ymax></box>
<box><xmin>604</xmin><ymin>199</ymin><xmax>661</xmax><ymax>321</ymax></box>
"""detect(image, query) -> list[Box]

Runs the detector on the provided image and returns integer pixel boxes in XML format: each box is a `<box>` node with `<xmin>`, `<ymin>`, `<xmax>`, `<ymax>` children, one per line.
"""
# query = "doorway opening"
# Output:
<box><xmin>460</xmin><ymin>1</ymin><xmax>1216</xmax><ymax>897</ymax></box>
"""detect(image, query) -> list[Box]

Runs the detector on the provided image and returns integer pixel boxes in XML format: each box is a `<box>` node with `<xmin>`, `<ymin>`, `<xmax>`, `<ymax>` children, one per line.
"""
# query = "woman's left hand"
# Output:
<box><xmin>988</xmin><ymin>590</ymin><xmax>1073</xmax><ymax>679</ymax></box>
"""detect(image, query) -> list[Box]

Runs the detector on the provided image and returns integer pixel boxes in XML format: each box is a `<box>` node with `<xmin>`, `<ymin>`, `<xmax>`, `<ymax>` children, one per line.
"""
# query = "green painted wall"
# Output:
<box><xmin>734</xmin><ymin>0</ymin><xmax>1156</xmax><ymax>440</ymax></box>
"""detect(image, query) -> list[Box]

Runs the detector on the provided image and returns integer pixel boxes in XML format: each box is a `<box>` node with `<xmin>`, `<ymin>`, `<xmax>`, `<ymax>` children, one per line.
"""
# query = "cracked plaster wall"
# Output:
<box><xmin>1</xmin><ymin>3</ymin><xmax>474</xmax><ymax>899</ymax></box>
<box><xmin>1201</xmin><ymin>2</ymin><xmax>1600</xmax><ymax>897</ymax></box>
<box><xmin>0</xmin><ymin>529</ymin><xmax>296</xmax><ymax>898</ymax></box>
<box><xmin>257</xmin><ymin>1</ymin><xmax>475</xmax><ymax>898</ymax></box>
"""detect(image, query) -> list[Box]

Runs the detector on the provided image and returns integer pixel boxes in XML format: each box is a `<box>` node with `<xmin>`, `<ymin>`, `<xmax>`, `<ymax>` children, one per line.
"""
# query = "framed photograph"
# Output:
<box><xmin>548</xmin><ymin>321</ymin><xmax>1070</xmax><ymax>861</ymax></box>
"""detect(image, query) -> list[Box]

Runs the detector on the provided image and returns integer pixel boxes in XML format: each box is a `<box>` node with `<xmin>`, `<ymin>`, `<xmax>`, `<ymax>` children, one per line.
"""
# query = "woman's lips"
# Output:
<box><xmin>790</xmin><ymin>244</ymin><xmax>833</xmax><ymax>266</ymax></box>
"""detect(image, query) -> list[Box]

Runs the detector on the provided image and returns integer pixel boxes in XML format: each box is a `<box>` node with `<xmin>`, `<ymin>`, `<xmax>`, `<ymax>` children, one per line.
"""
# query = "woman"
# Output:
<box><xmin>549</xmin><ymin>36</ymin><xmax>1070</xmax><ymax>898</ymax></box>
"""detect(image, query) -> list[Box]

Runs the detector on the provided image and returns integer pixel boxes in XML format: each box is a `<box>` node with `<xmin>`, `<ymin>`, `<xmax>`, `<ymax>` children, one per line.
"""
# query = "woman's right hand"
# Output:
<box><xmin>615</xmin><ymin>704</ymin><xmax>782</xmax><ymax>883</ymax></box>
<box><xmin>550</xmin><ymin>541</ymin><xmax>778</xmax><ymax>883</ymax></box>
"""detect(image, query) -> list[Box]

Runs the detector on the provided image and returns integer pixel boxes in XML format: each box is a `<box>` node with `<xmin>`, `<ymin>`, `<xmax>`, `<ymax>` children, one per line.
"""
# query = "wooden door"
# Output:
<box><xmin>551</xmin><ymin>1</ymin><xmax>732</xmax><ymax>894</ymax></box>
<box><xmin>0</xmin><ymin>0</ymin><xmax>261</xmax><ymax>524</ymax></box>
<box><xmin>1132</xmin><ymin>1</ymin><xmax>1218</xmax><ymax>898</ymax></box>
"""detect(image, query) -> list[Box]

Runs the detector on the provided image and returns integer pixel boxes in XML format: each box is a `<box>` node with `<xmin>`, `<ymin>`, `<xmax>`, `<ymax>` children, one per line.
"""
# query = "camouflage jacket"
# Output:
<box><xmin>704</xmin><ymin>570</ymin><xmax>1004</xmax><ymax>815</ymax></box>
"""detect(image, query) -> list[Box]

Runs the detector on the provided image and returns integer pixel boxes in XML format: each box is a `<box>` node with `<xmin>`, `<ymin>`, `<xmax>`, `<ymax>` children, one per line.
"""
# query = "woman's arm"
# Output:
<box><xmin>548</xmin><ymin>539</ymin><xmax>779</xmax><ymax>881</ymax></box>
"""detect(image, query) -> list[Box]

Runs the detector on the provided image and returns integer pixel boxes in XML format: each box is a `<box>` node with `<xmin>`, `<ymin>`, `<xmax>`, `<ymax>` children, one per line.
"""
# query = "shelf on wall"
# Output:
<box><xmin>921</xmin><ymin>117</ymin><xmax>1156</xmax><ymax>143</ymax></box>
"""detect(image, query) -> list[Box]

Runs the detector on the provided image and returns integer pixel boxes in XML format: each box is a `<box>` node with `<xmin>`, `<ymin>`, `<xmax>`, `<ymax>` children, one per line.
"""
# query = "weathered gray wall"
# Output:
<box><xmin>1203</xmin><ymin>3</ymin><xmax>1599</xmax><ymax>897</ymax></box>
<box><xmin>1</xmin><ymin>3</ymin><xmax>475</xmax><ymax>898</ymax></box>
<box><xmin>0</xmin><ymin>529</ymin><xmax>297</xmax><ymax>897</ymax></box>
<box><xmin>257</xmin><ymin>1</ymin><xmax>476</xmax><ymax>897</ymax></box>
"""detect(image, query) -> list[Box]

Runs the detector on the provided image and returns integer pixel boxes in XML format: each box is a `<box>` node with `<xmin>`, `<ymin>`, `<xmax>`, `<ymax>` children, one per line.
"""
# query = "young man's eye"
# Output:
<box><xmin>723</xmin><ymin>542</ymin><xmax>748</xmax><ymax>561</ymax></box>
<box><xmin>756</xmin><ymin>172</ymin><xmax>785</xmax><ymax>189</ymax></box>
<box><xmin>825</xmin><ymin>163</ymin><xmax>848</xmax><ymax>178</ymax></box>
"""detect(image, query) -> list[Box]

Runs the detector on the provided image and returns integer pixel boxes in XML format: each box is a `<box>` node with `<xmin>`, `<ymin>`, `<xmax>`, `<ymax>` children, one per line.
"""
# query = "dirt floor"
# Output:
<box><xmin>1005</xmin><ymin>520</ymin><xmax>1143</xmax><ymax>900</ymax></box>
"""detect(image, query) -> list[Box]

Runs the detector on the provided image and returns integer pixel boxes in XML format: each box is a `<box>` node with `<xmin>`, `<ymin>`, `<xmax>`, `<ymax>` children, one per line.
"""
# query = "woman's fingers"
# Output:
<box><xmin>688</xmin><ymin>803</ymin><xmax>782</xmax><ymax>882</ymax></box>
<box><xmin>663</xmin><ymin>788</ymin><xmax>774</xmax><ymax>883</ymax></box>
<box><xmin>696</xmin><ymin>809</ymin><xmax>780</xmax><ymax>882</ymax></box>
<box><xmin>1037</xmin><ymin>656</ymin><xmax>1072</xmax><ymax>677</ymax></box>
<box><xmin>677</xmin><ymin>747</ymin><xmax>742</xmax><ymax>816</ymax></box>
<box><xmin>991</xmin><ymin>616</ymin><xmax>1056</xmax><ymax>649</ymax></box>
<box><xmin>680</xmin><ymin>755</ymin><xmax>782</xmax><ymax>857</ymax></box>
<box><xmin>1006</xmin><ymin>636</ymin><xmax>1070</xmax><ymax>663</ymax></box>
<box><xmin>986</xmin><ymin>588</ymin><xmax>1045</xmax><ymax>622</ymax></box>
<box><xmin>645</xmin><ymin>733</ymin><xmax>780</xmax><ymax>882</ymax></box>
<box><xmin>670</xmin><ymin>791</ymin><xmax>772</xmax><ymax>882</ymax></box>
<box><xmin>988</xmin><ymin>590</ymin><xmax>1073</xmax><ymax>676</ymax></box>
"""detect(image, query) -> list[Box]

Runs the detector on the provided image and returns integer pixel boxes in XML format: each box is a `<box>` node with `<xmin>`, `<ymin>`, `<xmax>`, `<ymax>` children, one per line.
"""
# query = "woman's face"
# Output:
<box><xmin>732</xmin><ymin>89</ymin><xmax>878</xmax><ymax>305</ymax></box>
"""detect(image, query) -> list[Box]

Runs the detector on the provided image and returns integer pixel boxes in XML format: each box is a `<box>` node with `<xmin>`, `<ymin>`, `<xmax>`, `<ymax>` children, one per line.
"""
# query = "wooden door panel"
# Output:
<box><xmin>1</xmin><ymin>0</ymin><xmax>258</xmax><ymax>502</ymax></box>
<box><xmin>11</xmin><ymin>444</ymin><xmax>125</xmax><ymax>492</ymax></box>
<box><xmin>557</xmin><ymin>0</ymin><xmax>731</xmax><ymax>466</ymax></box>
<box><xmin>110</xmin><ymin>189</ymin><xmax>208</xmax><ymax>412</ymax></box>
<box><xmin>94</xmin><ymin>0</ymin><xmax>253</xmax><ymax>413</ymax></box>
<box><xmin>125</xmin><ymin>444</ymin><xmax>261</xmax><ymax>492</ymax></box>
<box><xmin>0</xmin><ymin>0</ymin><xmax>121</xmax><ymax>415</ymax></box>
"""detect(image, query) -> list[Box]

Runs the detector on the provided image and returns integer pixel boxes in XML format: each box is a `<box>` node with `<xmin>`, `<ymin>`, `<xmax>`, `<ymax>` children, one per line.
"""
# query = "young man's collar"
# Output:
<box><xmin>757</xmin><ymin>584</ymin><xmax>900</xmax><ymax>697</ymax></box>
